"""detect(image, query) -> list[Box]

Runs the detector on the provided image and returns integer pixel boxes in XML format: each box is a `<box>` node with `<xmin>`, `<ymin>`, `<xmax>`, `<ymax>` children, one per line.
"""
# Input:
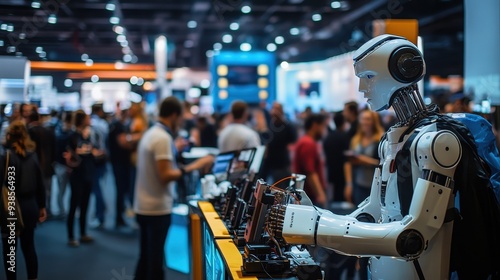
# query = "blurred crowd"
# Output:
<box><xmin>0</xmin><ymin>90</ymin><xmax>498</xmax><ymax>279</ymax></box>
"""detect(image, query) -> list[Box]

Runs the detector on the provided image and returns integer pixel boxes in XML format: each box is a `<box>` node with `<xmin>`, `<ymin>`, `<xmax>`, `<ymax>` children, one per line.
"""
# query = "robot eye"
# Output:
<box><xmin>366</xmin><ymin>74</ymin><xmax>374</xmax><ymax>79</ymax></box>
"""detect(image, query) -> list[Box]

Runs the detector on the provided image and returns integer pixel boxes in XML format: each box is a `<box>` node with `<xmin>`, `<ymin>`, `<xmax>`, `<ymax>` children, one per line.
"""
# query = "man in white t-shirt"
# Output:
<box><xmin>218</xmin><ymin>100</ymin><xmax>261</xmax><ymax>153</ymax></box>
<box><xmin>133</xmin><ymin>96</ymin><xmax>213</xmax><ymax>280</ymax></box>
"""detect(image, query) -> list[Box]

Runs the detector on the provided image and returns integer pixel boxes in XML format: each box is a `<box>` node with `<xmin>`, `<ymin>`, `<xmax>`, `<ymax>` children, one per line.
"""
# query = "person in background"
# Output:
<box><xmin>218</xmin><ymin>101</ymin><xmax>261</xmax><ymax>153</ymax></box>
<box><xmin>445</xmin><ymin>92</ymin><xmax>472</xmax><ymax>113</ymax></box>
<box><xmin>193</xmin><ymin>116</ymin><xmax>218</xmax><ymax>148</ymax></box>
<box><xmin>20</xmin><ymin>103</ymin><xmax>33</xmax><ymax>124</ymax></box>
<box><xmin>1</xmin><ymin>120</ymin><xmax>47</xmax><ymax>280</ymax></box>
<box><xmin>90</xmin><ymin>103</ymin><xmax>108</xmax><ymax>228</ymax></box>
<box><xmin>108</xmin><ymin>108</ymin><xmax>132</xmax><ymax>228</ymax></box>
<box><xmin>128</xmin><ymin>102</ymin><xmax>147</xmax><ymax>216</ymax></box>
<box><xmin>261</xmin><ymin>102</ymin><xmax>297</xmax><ymax>187</ymax></box>
<box><xmin>344</xmin><ymin>109</ymin><xmax>383</xmax><ymax>280</ymax></box>
<box><xmin>323</xmin><ymin>111</ymin><xmax>350</xmax><ymax>202</ymax></box>
<box><xmin>292</xmin><ymin>113</ymin><xmax>328</xmax><ymax>207</ymax></box>
<box><xmin>27</xmin><ymin>110</ymin><xmax>56</xmax><ymax>218</ymax></box>
<box><xmin>66</xmin><ymin>110</ymin><xmax>102</xmax><ymax>247</ymax></box>
<box><xmin>343</xmin><ymin>101</ymin><xmax>359</xmax><ymax>139</ymax></box>
<box><xmin>54</xmin><ymin>111</ymin><xmax>73</xmax><ymax>218</ymax></box>
<box><xmin>134</xmin><ymin>97</ymin><xmax>213</xmax><ymax>280</ymax></box>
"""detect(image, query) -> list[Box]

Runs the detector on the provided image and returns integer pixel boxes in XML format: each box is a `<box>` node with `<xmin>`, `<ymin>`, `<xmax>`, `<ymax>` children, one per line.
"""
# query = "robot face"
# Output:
<box><xmin>353</xmin><ymin>35</ymin><xmax>425</xmax><ymax>111</ymax></box>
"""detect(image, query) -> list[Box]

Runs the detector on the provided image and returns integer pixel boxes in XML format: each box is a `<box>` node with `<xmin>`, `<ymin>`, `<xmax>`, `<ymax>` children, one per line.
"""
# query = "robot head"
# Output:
<box><xmin>353</xmin><ymin>34</ymin><xmax>425</xmax><ymax>111</ymax></box>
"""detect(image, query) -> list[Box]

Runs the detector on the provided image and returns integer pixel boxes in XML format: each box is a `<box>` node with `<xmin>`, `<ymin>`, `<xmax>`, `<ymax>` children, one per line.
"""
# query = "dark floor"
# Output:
<box><xmin>0</xmin><ymin>164</ymin><xmax>190</xmax><ymax>280</ymax></box>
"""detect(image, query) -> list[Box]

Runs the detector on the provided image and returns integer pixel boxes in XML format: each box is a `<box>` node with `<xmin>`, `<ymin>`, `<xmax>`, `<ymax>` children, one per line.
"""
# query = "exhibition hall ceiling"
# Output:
<box><xmin>0</xmin><ymin>0</ymin><xmax>463</xmax><ymax>75</ymax></box>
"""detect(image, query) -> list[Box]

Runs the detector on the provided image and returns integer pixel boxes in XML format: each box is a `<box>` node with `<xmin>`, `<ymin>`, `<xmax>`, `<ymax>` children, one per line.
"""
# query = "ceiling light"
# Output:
<box><xmin>105</xmin><ymin>3</ymin><xmax>116</xmax><ymax>11</ymax></box>
<box><xmin>48</xmin><ymin>14</ymin><xmax>57</xmax><ymax>24</ymax></box>
<box><xmin>120</xmin><ymin>41</ymin><xmax>128</xmax><ymax>47</ymax></box>
<box><xmin>36</xmin><ymin>46</ymin><xmax>43</xmax><ymax>53</ymax></box>
<box><xmin>240</xmin><ymin>43</ymin><xmax>251</xmax><ymax>52</ymax></box>
<box><xmin>200</xmin><ymin>79</ymin><xmax>210</xmax><ymax>89</ymax></box>
<box><xmin>85</xmin><ymin>59</ymin><xmax>94</xmax><ymax>66</ymax></box>
<box><xmin>0</xmin><ymin>40</ymin><xmax>4</xmax><ymax>47</ymax></box>
<box><xmin>229</xmin><ymin>22</ymin><xmax>239</xmax><ymax>30</ymax></box>
<box><xmin>64</xmin><ymin>79</ymin><xmax>73</xmax><ymax>88</ymax></box>
<box><xmin>91</xmin><ymin>75</ymin><xmax>99</xmax><ymax>83</ymax></box>
<box><xmin>1</xmin><ymin>24</ymin><xmax>7</xmax><ymax>30</ymax></box>
<box><xmin>114</xmin><ymin>61</ymin><xmax>124</xmax><ymax>69</ymax></box>
<box><xmin>213</xmin><ymin>42</ymin><xmax>222</xmax><ymax>51</ymax></box>
<box><xmin>123</xmin><ymin>54</ymin><xmax>132</xmax><ymax>62</ymax></box>
<box><xmin>131</xmin><ymin>55</ymin><xmax>138</xmax><ymax>63</ymax></box>
<box><xmin>275</xmin><ymin>36</ymin><xmax>284</xmax><ymax>44</ymax></box>
<box><xmin>137</xmin><ymin>77</ymin><xmax>144</xmax><ymax>86</ymax></box>
<box><xmin>206</xmin><ymin>50</ymin><xmax>214</xmax><ymax>58</ymax></box>
<box><xmin>187</xmin><ymin>20</ymin><xmax>197</xmax><ymax>29</ymax></box>
<box><xmin>130</xmin><ymin>76</ymin><xmax>138</xmax><ymax>85</ymax></box>
<box><xmin>81</xmin><ymin>53</ymin><xmax>89</xmax><ymax>61</ymax></box>
<box><xmin>289</xmin><ymin>47</ymin><xmax>299</xmax><ymax>56</ymax></box>
<box><xmin>312</xmin><ymin>13</ymin><xmax>322</xmax><ymax>21</ymax></box>
<box><xmin>122</xmin><ymin>47</ymin><xmax>131</xmax><ymax>54</ymax></box>
<box><xmin>109</xmin><ymin>16</ymin><xmax>120</xmax><ymax>24</ymax></box>
<box><xmin>331</xmin><ymin>1</ymin><xmax>341</xmax><ymax>9</ymax></box>
<box><xmin>113</xmin><ymin>25</ymin><xmax>124</xmax><ymax>34</ymax></box>
<box><xmin>241</xmin><ymin>5</ymin><xmax>251</xmax><ymax>13</ymax></box>
<box><xmin>6</xmin><ymin>24</ymin><xmax>14</xmax><ymax>32</ymax></box>
<box><xmin>39</xmin><ymin>51</ymin><xmax>46</xmax><ymax>58</ymax></box>
<box><xmin>290</xmin><ymin>28</ymin><xmax>300</xmax><ymax>35</ymax></box>
<box><xmin>222</xmin><ymin>34</ymin><xmax>232</xmax><ymax>43</ymax></box>
<box><xmin>31</xmin><ymin>1</ymin><xmax>41</xmax><ymax>8</ymax></box>
<box><xmin>15</xmin><ymin>52</ymin><xmax>22</xmax><ymax>57</ymax></box>
<box><xmin>7</xmin><ymin>46</ymin><xmax>16</xmax><ymax>53</ymax></box>
<box><xmin>19</xmin><ymin>33</ymin><xmax>26</xmax><ymax>39</ymax></box>
<box><xmin>266</xmin><ymin>43</ymin><xmax>277</xmax><ymax>52</ymax></box>
<box><xmin>117</xmin><ymin>34</ymin><xmax>126</xmax><ymax>43</ymax></box>
<box><xmin>143</xmin><ymin>81</ymin><xmax>154</xmax><ymax>91</ymax></box>
<box><xmin>280</xmin><ymin>61</ymin><xmax>289</xmax><ymax>69</ymax></box>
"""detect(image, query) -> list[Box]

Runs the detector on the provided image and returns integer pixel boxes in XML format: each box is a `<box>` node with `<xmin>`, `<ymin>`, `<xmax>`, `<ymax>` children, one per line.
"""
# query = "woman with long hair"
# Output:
<box><xmin>343</xmin><ymin>109</ymin><xmax>384</xmax><ymax>280</ymax></box>
<box><xmin>1</xmin><ymin>120</ymin><xmax>47</xmax><ymax>280</ymax></box>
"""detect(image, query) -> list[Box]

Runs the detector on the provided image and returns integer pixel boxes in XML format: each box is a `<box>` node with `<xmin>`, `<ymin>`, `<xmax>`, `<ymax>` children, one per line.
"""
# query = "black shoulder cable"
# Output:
<box><xmin>413</xmin><ymin>259</ymin><xmax>426</xmax><ymax>280</ymax></box>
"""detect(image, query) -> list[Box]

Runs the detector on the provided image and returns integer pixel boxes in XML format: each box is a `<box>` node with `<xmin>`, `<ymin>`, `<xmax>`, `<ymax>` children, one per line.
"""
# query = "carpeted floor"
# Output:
<box><xmin>0</xmin><ymin>164</ymin><xmax>190</xmax><ymax>280</ymax></box>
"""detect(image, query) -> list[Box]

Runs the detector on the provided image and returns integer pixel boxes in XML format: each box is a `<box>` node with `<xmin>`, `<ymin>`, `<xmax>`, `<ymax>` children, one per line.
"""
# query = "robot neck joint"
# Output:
<box><xmin>391</xmin><ymin>85</ymin><xmax>427</xmax><ymax>126</ymax></box>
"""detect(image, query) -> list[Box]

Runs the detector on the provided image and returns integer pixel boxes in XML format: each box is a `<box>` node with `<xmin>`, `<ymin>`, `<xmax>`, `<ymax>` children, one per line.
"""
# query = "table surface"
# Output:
<box><xmin>198</xmin><ymin>201</ymin><xmax>231</xmax><ymax>238</ymax></box>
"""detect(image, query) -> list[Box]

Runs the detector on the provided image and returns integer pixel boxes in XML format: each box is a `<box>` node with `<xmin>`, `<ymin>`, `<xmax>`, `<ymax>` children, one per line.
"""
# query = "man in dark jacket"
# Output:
<box><xmin>27</xmin><ymin>110</ymin><xmax>56</xmax><ymax>217</ymax></box>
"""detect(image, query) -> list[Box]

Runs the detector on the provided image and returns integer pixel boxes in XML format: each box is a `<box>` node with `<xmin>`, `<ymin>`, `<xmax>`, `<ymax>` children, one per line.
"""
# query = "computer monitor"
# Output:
<box><xmin>211</xmin><ymin>152</ymin><xmax>235</xmax><ymax>183</ymax></box>
<box><xmin>227</xmin><ymin>148</ymin><xmax>256</xmax><ymax>184</ymax></box>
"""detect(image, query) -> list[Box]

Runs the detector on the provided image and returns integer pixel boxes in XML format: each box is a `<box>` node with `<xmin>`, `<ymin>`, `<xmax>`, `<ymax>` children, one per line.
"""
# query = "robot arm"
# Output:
<box><xmin>269</xmin><ymin>131</ymin><xmax>461</xmax><ymax>260</ymax></box>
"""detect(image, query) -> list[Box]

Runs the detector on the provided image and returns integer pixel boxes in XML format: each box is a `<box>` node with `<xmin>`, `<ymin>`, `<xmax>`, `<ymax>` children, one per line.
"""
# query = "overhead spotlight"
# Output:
<box><xmin>0</xmin><ymin>40</ymin><xmax>4</xmax><ymax>47</ymax></box>
<box><xmin>6</xmin><ymin>24</ymin><xmax>14</xmax><ymax>32</ymax></box>
<box><xmin>31</xmin><ymin>1</ymin><xmax>41</xmax><ymax>8</ymax></box>
<box><xmin>290</xmin><ymin>28</ymin><xmax>300</xmax><ymax>35</ymax></box>
<box><xmin>131</xmin><ymin>55</ymin><xmax>138</xmax><ymax>64</ymax></box>
<box><xmin>64</xmin><ymin>79</ymin><xmax>73</xmax><ymax>88</ymax></box>
<box><xmin>109</xmin><ymin>16</ymin><xmax>120</xmax><ymax>24</ymax></box>
<box><xmin>331</xmin><ymin>1</ymin><xmax>341</xmax><ymax>9</ymax></box>
<box><xmin>241</xmin><ymin>5</ymin><xmax>251</xmax><ymax>13</ymax></box>
<box><xmin>187</xmin><ymin>20</ymin><xmax>197</xmax><ymax>29</ymax></box>
<box><xmin>91</xmin><ymin>75</ymin><xmax>99</xmax><ymax>83</ymax></box>
<box><xmin>113</xmin><ymin>25</ymin><xmax>124</xmax><ymax>34</ymax></box>
<box><xmin>114</xmin><ymin>61</ymin><xmax>124</xmax><ymax>69</ymax></box>
<box><xmin>312</xmin><ymin>13</ymin><xmax>322</xmax><ymax>21</ymax></box>
<box><xmin>206</xmin><ymin>50</ymin><xmax>214</xmax><ymax>58</ymax></box>
<box><xmin>7</xmin><ymin>46</ymin><xmax>16</xmax><ymax>53</ymax></box>
<box><xmin>36</xmin><ymin>46</ymin><xmax>43</xmax><ymax>53</ymax></box>
<box><xmin>39</xmin><ymin>51</ymin><xmax>46</xmax><ymax>58</ymax></box>
<box><xmin>222</xmin><ymin>34</ymin><xmax>232</xmax><ymax>43</ymax></box>
<box><xmin>143</xmin><ymin>81</ymin><xmax>154</xmax><ymax>91</ymax></box>
<box><xmin>0</xmin><ymin>24</ymin><xmax>7</xmax><ymax>30</ymax></box>
<box><xmin>130</xmin><ymin>76</ymin><xmax>138</xmax><ymax>85</ymax></box>
<box><xmin>81</xmin><ymin>53</ymin><xmax>89</xmax><ymax>61</ymax></box>
<box><xmin>120</xmin><ymin>41</ymin><xmax>128</xmax><ymax>47</ymax></box>
<box><xmin>85</xmin><ymin>59</ymin><xmax>94</xmax><ymax>67</ymax></box>
<box><xmin>213</xmin><ymin>42</ymin><xmax>222</xmax><ymax>51</ymax></box>
<box><xmin>229</xmin><ymin>22</ymin><xmax>239</xmax><ymax>30</ymax></box>
<box><xmin>106</xmin><ymin>3</ymin><xmax>116</xmax><ymax>11</ymax></box>
<box><xmin>117</xmin><ymin>34</ymin><xmax>126</xmax><ymax>43</ymax></box>
<box><xmin>19</xmin><ymin>33</ymin><xmax>26</xmax><ymax>39</ymax></box>
<box><xmin>266</xmin><ymin>43</ymin><xmax>277</xmax><ymax>52</ymax></box>
<box><xmin>123</xmin><ymin>54</ymin><xmax>132</xmax><ymax>62</ymax></box>
<box><xmin>48</xmin><ymin>14</ymin><xmax>57</xmax><ymax>24</ymax></box>
<box><xmin>280</xmin><ymin>61</ymin><xmax>289</xmax><ymax>69</ymax></box>
<box><xmin>122</xmin><ymin>47</ymin><xmax>131</xmax><ymax>54</ymax></box>
<box><xmin>200</xmin><ymin>79</ymin><xmax>210</xmax><ymax>89</ymax></box>
<box><xmin>275</xmin><ymin>36</ymin><xmax>284</xmax><ymax>44</ymax></box>
<box><xmin>137</xmin><ymin>77</ymin><xmax>144</xmax><ymax>86</ymax></box>
<box><xmin>240</xmin><ymin>43</ymin><xmax>251</xmax><ymax>52</ymax></box>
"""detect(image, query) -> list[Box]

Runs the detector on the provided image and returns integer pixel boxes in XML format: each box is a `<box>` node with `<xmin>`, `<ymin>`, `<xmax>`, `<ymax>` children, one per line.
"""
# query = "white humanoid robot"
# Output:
<box><xmin>269</xmin><ymin>35</ymin><xmax>464</xmax><ymax>279</ymax></box>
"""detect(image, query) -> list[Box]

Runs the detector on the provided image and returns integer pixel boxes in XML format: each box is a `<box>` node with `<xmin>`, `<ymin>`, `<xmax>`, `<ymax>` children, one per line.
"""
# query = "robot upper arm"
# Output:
<box><xmin>415</xmin><ymin>130</ymin><xmax>462</xmax><ymax>183</ymax></box>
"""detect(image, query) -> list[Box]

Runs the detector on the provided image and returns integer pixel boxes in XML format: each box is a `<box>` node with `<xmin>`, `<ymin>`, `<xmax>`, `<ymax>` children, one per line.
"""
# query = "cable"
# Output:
<box><xmin>271</xmin><ymin>176</ymin><xmax>295</xmax><ymax>189</ymax></box>
<box><xmin>265</xmin><ymin>226</ymin><xmax>283</xmax><ymax>257</ymax></box>
<box><xmin>269</xmin><ymin>176</ymin><xmax>301</xmax><ymax>204</ymax></box>
<box><xmin>248</xmin><ymin>254</ymin><xmax>275</xmax><ymax>280</ymax></box>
